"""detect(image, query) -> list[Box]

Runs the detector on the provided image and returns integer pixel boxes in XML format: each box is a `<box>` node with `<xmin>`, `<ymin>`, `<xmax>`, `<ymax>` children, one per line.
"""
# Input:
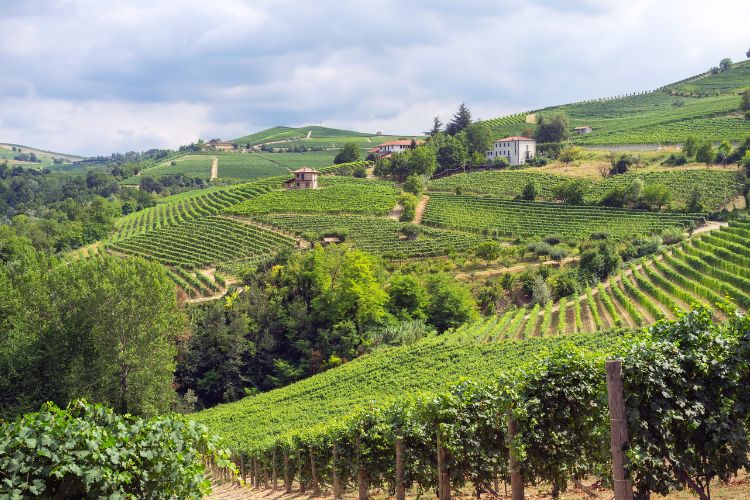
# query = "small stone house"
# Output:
<box><xmin>283</xmin><ymin>167</ymin><xmax>320</xmax><ymax>189</ymax></box>
<box><xmin>574</xmin><ymin>126</ymin><xmax>593</xmax><ymax>134</ymax></box>
<box><xmin>207</xmin><ymin>140</ymin><xmax>236</xmax><ymax>151</ymax></box>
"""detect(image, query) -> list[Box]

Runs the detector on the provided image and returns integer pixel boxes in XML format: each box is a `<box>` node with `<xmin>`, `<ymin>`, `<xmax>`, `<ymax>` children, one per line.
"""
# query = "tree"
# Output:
<box><xmin>682</xmin><ymin>136</ymin><xmax>697</xmax><ymax>157</ymax></box>
<box><xmin>387</xmin><ymin>274</ymin><xmax>429</xmax><ymax>320</ymax></box>
<box><xmin>611</xmin><ymin>153</ymin><xmax>635</xmax><ymax>175</ymax></box>
<box><xmin>552</xmin><ymin>179</ymin><xmax>586</xmax><ymax>204</ymax></box>
<box><xmin>465</xmin><ymin>121</ymin><xmax>492</xmax><ymax>156</ymax></box>
<box><xmin>446</xmin><ymin>103</ymin><xmax>472</xmax><ymax>136</ymax></box>
<box><xmin>741</xmin><ymin>92</ymin><xmax>750</xmax><ymax>112</ymax></box>
<box><xmin>334</xmin><ymin>142</ymin><xmax>360</xmax><ymax>164</ymax></box>
<box><xmin>686</xmin><ymin>187</ymin><xmax>704</xmax><ymax>212</ymax></box>
<box><xmin>719</xmin><ymin>57</ymin><xmax>732</xmax><ymax>71</ymax></box>
<box><xmin>406</xmin><ymin>145</ymin><xmax>437</xmax><ymax>177</ymax></box>
<box><xmin>695</xmin><ymin>142</ymin><xmax>714</xmax><ymax>166</ymax></box>
<box><xmin>424</xmin><ymin>273</ymin><xmax>477</xmax><ymax>332</ymax></box>
<box><xmin>578</xmin><ymin>241</ymin><xmax>621</xmax><ymax>281</ymax></box>
<box><xmin>717</xmin><ymin>140</ymin><xmax>732</xmax><ymax>166</ymax></box>
<box><xmin>426</xmin><ymin>116</ymin><xmax>443</xmax><ymax>137</ymax></box>
<box><xmin>640</xmin><ymin>183</ymin><xmax>671</xmax><ymax>210</ymax></box>
<box><xmin>521</xmin><ymin>181</ymin><xmax>538</xmax><ymax>201</ymax></box>
<box><xmin>403</xmin><ymin>174</ymin><xmax>425</xmax><ymax>195</ymax></box>
<box><xmin>747</xmin><ymin>48</ymin><xmax>750</xmax><ymax>58</ymax></box>
<box><xmin>473</xmin><ymin>241</ymin><xmax>503</xmax><ymax>266</ymax></box>
<box><xmin>436</xmin><ymin>134</ymin><xmax>468</xmax><ymax>171</ymax></box>
<box><xmin>535</xmin><ymin>113</ymin><xmax>569</xmax><ymax>144</ymax></box>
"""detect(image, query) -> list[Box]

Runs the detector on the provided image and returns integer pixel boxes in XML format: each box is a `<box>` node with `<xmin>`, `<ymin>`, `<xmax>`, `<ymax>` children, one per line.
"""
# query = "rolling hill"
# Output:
<box><xmin>0</xmin><ymin>143</ymin><xmax>84</xmax><ymax>168</ymax></box>
<box><xmin>486</xmin><ymin>59</ymin><xmax>750</xmax><ymax>145</ymax></box>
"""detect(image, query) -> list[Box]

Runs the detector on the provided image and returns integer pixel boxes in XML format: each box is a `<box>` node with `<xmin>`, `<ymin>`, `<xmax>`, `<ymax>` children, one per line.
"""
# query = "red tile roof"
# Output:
<box><xmin>378</xmin><ymin>139</ymin><xmax>424</xmax><ymax>147</ymax></box>
<box><xmin>494</xmin><ymin>136</ymin><xmax>535</xmax><ymax>142</ymax></box>
<box><xmin>292</xmin><ymin>167</ymin><xmax>320</xmax><ymax>173</ymax></box>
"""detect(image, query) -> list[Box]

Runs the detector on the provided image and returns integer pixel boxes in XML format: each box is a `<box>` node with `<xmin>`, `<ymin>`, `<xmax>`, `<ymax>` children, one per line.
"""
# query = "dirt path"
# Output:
<box><xmin>387</xmin><ymin>203</ymin><xmax>403</xmax><ymax>221</ymax></box>
<box><xmin>211</xmin><ymin>156</ymin><xmax>218</xmax><ymax>180</ymax></box>
<box><xmin>413</xmin><ymin>195</ymin><xmax>429</xmax><ymax>224</ymax></box>
<box><xmin>692</xmin><ymin>220</ymin><xmax>728</xmax><ymax>236</ymax></box>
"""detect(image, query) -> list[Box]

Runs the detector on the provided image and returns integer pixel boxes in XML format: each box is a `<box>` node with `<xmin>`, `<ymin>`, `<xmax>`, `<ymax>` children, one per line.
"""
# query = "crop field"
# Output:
<box><xmin>428</xmin><ymin>168</ymin><xmax>743</xmax><ymax>209</ymax></box>
<box><xmin>485</xmin><ymin>60</ymin><xmax>750</xmax><ymax>144</ymax></box>
<box><xmin>267</xmin><ymin>135</ymin><xmax>411</xmax><ymax>151</ymax></box>
<box><xmin>139</xmin><ymin>154</ymin><xmax>213</xmax><ymax>178</ymax></box>
<box><xmin>111</xmin><ymin>178</ymin><xmax>282</xmax><ymax>241</ymax></box>
<box><xmin>193</xmin><ymin>329</ymin><xmax>618</xmax><ymax>451</ymax></box>
<box><xmin>226</xmin><ymin>177</ymin><xmax>399</xmax><ymax>216</ymax></box>
<box><xmin>109</xmin><ymin>216</ymin><xmax>296</xmax><ymax>267</ymax></box>
<box><xmin>254</xmin><ymin>214</ymin><xmax>487</xmax><ymax>259</ymax></box>
<box><xmin>422</xmin><ymin>193</ymin><xmax>704</xmax><ymax>238</ymax></box>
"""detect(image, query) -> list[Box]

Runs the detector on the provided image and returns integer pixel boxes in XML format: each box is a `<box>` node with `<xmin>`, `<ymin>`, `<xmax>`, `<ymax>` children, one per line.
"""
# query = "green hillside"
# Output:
<box><xmin>193</xmin><ymin>327</ymin><xmax>620</xmax><ymax>451</ymax></box>
<box><xmin>232</xmin><ymin>125</ymin><xmax>372</xmax><ymax>146</ymax></box>
<box><xmin>0</xmin><ymin>143</ymin><xmax>83</xmax><ymax>168</ymax></box>
<box><xmin>486</xmin><ymin>60</ymin><xmax>750</xmax><ymax>145</ymax></box>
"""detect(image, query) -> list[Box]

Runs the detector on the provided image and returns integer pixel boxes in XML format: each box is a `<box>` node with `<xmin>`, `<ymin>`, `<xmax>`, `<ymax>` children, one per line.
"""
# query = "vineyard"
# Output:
<box><xmin>253</xmin><ymin>214</ymin><xmax>487</xmax><ymax>259</ymax></box>
<box><xmin>428</xmin><ymin>168</ymin><xmax>744</xmax><ymax>209</ymax></box>
<box><xmin>111</xmin><ymin>178</ymin><xmax>282</xmax><ymax>241</ymax></box>
<box><xmin>421</xmin><ymin>193</ymin><xmax>704</xmax><ymax>237</ymax></box>
<box><xmin>192</xmin><ymin>219</ymin><xmax>750</xmax><ymax>499</ymax></box>
<box><xmin>226</xmin><ymin>177</ymin><xmax>399</xmax><ymax>216</ymax></box>
<box><xmin>485</xmin><ymin>59</ymin><xmax>750</xmax><ymax>144</ymax></box>
<box><xmin>109</xmin><ymin>216</ymin><xmax>296</xmax><ymax>267</ymax></box>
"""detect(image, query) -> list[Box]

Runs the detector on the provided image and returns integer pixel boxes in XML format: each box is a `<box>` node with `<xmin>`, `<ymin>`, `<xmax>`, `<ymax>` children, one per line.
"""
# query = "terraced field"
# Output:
<box><xmin>422</xmin><ymin>193</ymin><xmax>705</xmax><ymax>237</ymax></box>
<box><xmin>429</xmin><ymin>168</ymin><xmax>743</xmax><ymax>210</ymax></box>
<box><xmin>226</xmin><ymin>177</ymin><xmax>399</xmax><ymax>216</ymax></box>
<box><xmin>485</xmin><ymin>60</ymin><xmax>750</xmax><ymax>144</ymax></box>
<box><xmin>111</xmin><ymin>178</ymin><xmax>282</xmax><ymax>241</ymax></box>
<box><xmin>109</xmin><ymin>216</ymin><xmax>296</xmax><ymax>267</ymax></box>
<box><xmin>474</xmin><ymin>219</ymin><xmax>750</xmax><ymax>340</ymax></box>
<box><xmin>253</xmin><ymin>214</ymin><xmax>486</xmax><ymax>258</ymax></box>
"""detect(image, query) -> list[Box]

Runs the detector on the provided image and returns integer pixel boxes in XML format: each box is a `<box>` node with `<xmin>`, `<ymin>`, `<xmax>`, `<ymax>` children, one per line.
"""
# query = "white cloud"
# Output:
<box><xmin>0</xmin><ymin>0</ymin><xmax>748</xmax><ymax>155</ymax></box>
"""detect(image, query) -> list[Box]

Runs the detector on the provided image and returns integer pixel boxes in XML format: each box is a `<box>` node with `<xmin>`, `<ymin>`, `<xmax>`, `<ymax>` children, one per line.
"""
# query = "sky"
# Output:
<box><xmin>0</xmin><ymin>0</ymin><xmax>749</xmax><ymax>156</ymax></box>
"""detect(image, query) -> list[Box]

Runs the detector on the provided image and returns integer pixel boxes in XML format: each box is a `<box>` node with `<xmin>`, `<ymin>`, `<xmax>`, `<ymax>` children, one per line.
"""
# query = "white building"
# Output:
<box><xmin>368</xmin><ymin>139</ymin><xmax>424</xmax><ymax>158</ymax></box>
<box><xmin>486</xmin><ymin>136</ymin><xmax>536</xmax><ymax>165</ymax></box>
<box><xmin>574</xmin><ymin>126</ymin><xmax>593</xmax><ymax>134</ymax></box>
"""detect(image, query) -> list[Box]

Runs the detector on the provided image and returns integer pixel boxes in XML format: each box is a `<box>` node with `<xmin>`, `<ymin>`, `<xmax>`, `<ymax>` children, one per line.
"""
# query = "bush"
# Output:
<box><xmin>403</xmin><ymin>174</ymin><xmax>425</xmax><ymax>195</ymax></box>
<box><xmin>557</xmin><ymin>146</ymin><xmax>582</xmax><ymax>164</ymax></box>
<box><xmin>543</xmin><ymin>234</ymin><xmax>564</xmax><ymax>245</ymax></box>
<box><xmin>549</xmin><ymin>246</ymin><xmax>570</xmax><ymax>262</ymax></box>
<box><xmin>398</xmin><ymin>192</ymin><xmax>418</xmax><ymax>222</ymax></box>
<box><xmin>552</xmin><ymin>179</ymin><xmax>587</xmax><ymax>205</ymax></box>
<box><xmin>0</xmin><ymin>400</ymin><xmax>234</xmax><ymax>498</ymax></box>
<box><xmin>399</xmin><ymin>223</ymin><xmax>421</xmax><ymax>241</ymax></box>
<box><xmin>492</xmin><ymin>156</ymin><xmax>510</xmax><ymax>168</ymax></box>
<box><xmin>521</xmin><ymin>181</ymin><xmax>538</xmax><ymax>201</ymax></box>
<box><xmin>352</xmin><ymin>165</ymin><xmax>368</xmax><ymax>178</ymax></box>
<box><xmin>664</xmin><ymin>153</ymin><xmax>688</xmax><ymax>166</ymax></box>
<box><xmin>527</xmin><ymin>155</ymin><xmax>549</xmax><ymax>167</ymax></box>
<box><xmin>610</xmin><ymin>154</ymin><xmax>635</xmax><ymax>175</ymax></box>
<box><xmin>660</xmin><ymin>226</ymin><xmax>685</xmax><ymax>245</ymax></box>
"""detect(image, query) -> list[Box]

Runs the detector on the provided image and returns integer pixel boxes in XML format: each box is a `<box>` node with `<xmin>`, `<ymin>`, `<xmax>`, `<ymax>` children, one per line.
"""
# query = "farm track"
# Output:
<box><xmin>413</xmin><ymin>195</ymin><xmax>429</xmax><ymax>224</ymax></box>
<box><xmin>211</xmin><ymin>156</ymin><xmax>218</xmax><ymax>180</ymax></box>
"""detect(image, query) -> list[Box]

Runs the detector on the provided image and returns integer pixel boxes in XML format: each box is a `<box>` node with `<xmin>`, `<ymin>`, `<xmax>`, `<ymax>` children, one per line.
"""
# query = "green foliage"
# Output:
<box><xmin>446</xmin><ymin>103</ymin><xmax>472</xmax><ymax>136</ymax></box>
<box><xmin>557</xmin><ymin>146</ymin><xmax>582</xmax><ymax>163</ymax></box>
<box><xmin>552</xmin><ymin>179</ymin><xmax>586</xmax><ymax>204</ymax></box>
<box><xmin>398</xmin><ymin>192</ymin><xmax>418</xmax><ymax>222</ymax></box>
<box><xmin>465</xmin><ymin>121</ymin><xmax>492</xmax><ymax>156</ymax></box>
<box><xmin>695</xmin><ymin>142</ymin><xmax>715</xmax><ymax>165</ymax></box>
<box><xmin>0</xmin><ymin>400</ymin><xmax>233</xmax><ymax>498</ymax></box>
<box><xmin>402</xmin><ymin>174</ymin><xmax>425</xmax><ymax>196</ymax></box>
<box><xmin>425</xmin><ymin>273</ymin><xmax>479</xmax><ymax>332</ymax></box>
<box><xmin>683</xmin><ymin>136</ymin><xmax>697</xmax><ymax>157</ymax></box>
<box><xmin>436</xmin><ymin>133</ymin><xmax>468</xmax><ymax>171</ymax></box>
<box><xmin>334</xmin><ymin>142</ymin><xmax>361</xmax><ymax>164</ymax></box>
<box><xmin>535</xmin><ymin>113</ymin><xmax>570</xmax><ymax>144</ymax></box>
<box><xmin>473</xmin><ymin>240</ymin><xmax>503</xmax><ymax>265</ymax></box>
<box><xmin>521</xmin><ymin>180</ymin><xmax>537</xmax><ymax>201</ymax></box>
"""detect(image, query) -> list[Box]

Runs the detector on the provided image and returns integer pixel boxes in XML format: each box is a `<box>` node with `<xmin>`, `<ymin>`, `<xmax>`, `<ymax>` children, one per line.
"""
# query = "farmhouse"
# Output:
<box><xmin>574</xmin><ymin>126</ymin><xmax>593</xmax><ymax>134</ymax></box>
<box><xmin>283</xmin><ymin>167</ymin><xmax>320</xmax><ymax>189</ymax></box>
<box><xmin>368</xmin><ymin>139</ymin><xmax>424</xmax><ymax>158</ymax></box>
<box><xmin>486</xmin><ymin>136</ymin><xmax>536</xmax><ymax>165</ymax></box>
<box><xmin>207</xmin><ymin>140</ymin><xmax>236</xmax><ymax>151</ymax></box>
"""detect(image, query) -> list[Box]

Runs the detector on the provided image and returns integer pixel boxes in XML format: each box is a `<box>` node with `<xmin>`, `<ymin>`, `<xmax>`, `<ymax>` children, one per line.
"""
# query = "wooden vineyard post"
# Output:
<box><xmin>395</xmin><ymin>436</ymin><xmax>405</xmax><ymax>500</ymax></box>
<box><xmin>437</xmin><ymin>427</ymin><xmax>450</xmax><ymax>500</ymax></box>
<box><xmin>310</xmin><ymin>448</ymin><xmax>320</xmax><ymax>496</ymax></box>
<box><xmin>606</xmin><ymin>360</ymin><xmax>634</xmax><ymax>500</ymax></box>
<box><xmin>507</xmin><ymin>414</ymin><xmax>524</xmax><ymax>500</ymax></box>
<box><xmin>240</xmin><ymin>455</ymin><xmax>246</xmax><ymax>484</ymax></box>
<box><xmin>252</xmin><ymin>457</ymin><xmax>258</xmax><ymax>488</ymax></box>
<box><xmin>298</xmin><ymin>449</ymin><xmax>306</xmax><ymax>493</ymax></box>
<box><xmin>284</xmin><ymin>451</ymin><xmax>292</xmax><ymax>493</ymax></box>
<box><xmin>356</xmin><ymin>433</ymin><xmax>367</xmax><ymax>500</ymax></box>
<box><xmin>332</xmin><ymin>442</ymin><xmax>342</xmax><ymax>499</ymax></box>
<box><xmin>272</xmin><ymin>448</ymin><xmax>278</xmax><ymax>491</ymax></box>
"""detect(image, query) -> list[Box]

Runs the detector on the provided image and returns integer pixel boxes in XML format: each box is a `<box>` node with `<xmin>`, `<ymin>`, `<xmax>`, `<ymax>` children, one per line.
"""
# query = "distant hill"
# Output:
<box><xmin>0</xmin><ymin>143</ymin><xmax>84</xmax><ymax>168</ymax></box>
<box><xmin>486</xmin><ymin>59</ymin><xmax>750</xmax><ymax>145</ymax></box>
<box><xmin>232</xmin><ymin>125</ymin><xmax>373</xmax><ymax>146</ymax></box>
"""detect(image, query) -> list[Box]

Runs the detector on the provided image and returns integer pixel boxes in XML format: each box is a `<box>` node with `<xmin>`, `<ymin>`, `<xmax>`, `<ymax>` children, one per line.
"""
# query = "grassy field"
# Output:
<box><xmin>485</xmin><ymin>59</ymin><xmax>750</xmax><ymax>144</ymax></box>
<box><xmin>232</xmin><ymin>125</ymin><xmax>373</xmax><ymax>146</ymax></box>
<box><xmin>0</xmin><ymin>143</ymin><xmax>82</xmax><ymax>168</ymax></box>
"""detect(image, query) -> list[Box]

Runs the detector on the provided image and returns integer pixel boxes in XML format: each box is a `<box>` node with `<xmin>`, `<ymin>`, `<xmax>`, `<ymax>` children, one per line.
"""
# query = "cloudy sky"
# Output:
<box><xmin>1</xmin><ymin>0</ymin><xmax>749</xmax><ymax>156</ymax></box>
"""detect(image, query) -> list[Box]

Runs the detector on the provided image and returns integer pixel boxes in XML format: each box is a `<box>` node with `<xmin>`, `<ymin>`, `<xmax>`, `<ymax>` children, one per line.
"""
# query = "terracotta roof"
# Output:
<box><xmin>378</xmin><ymin>139</ymin><xmax>424</xmax><ymax>147</ymax></box>
<box><xmin>292</xmin><ymin>167</ymin><xmax>320</xmax><ymax>173</ymax></box>
<box><xmin>366</xmin><ymin>147</ymin><xmax>380</xmax><ymax>153</ymax></box>
<box><xmin>494</xmin><ymin>136</ymin><xmax>535</xmax><ymax>143</ymax></box>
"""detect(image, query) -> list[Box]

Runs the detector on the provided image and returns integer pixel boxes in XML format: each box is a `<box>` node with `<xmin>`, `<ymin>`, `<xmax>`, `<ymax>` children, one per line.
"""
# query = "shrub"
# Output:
<box><xmin>403</xmin><ymin>174</ymin><xmax>425</xmax><ymax>195</ymax></box>
<box><xmin>399</xmin><ymin>223</ymin><xmax>421</xmax><ymax>241</ymax></box>
<box><xmin>552</xmin><ymin>179</ymin><xmax>586</xmax><ymax>205</ymax></box>
<box><xmin>558</xmin><ymin>146</ymin><xmax>583</xmax><ymax>164</ymax></box>
<box><xmin>664</xmin><ymin>152</ymin><xmax>688</xmax><ymax>166</ymax></box>
<box><xmin>0</xmin><ymin>400</ymin><xmax>234</xmax><ymax>498</ymax></box>
<box><xmin>660</xmin><ymin>226</ymin><xmax>684</xmax><ymax>245</ymax></box>
<box><xmin>352</xmin><ymin>165</ymin><xmax>368</xmax><ymax>178</ymax></box>
<box><xmin>398</xmin><ymin>192</ymin><xmax>418</xmax><ymax>222</ymax></box>
<box><xmin>521</xmin><ymin>181</ymin><xmax>538</xmax><ymax>201</ymax></box>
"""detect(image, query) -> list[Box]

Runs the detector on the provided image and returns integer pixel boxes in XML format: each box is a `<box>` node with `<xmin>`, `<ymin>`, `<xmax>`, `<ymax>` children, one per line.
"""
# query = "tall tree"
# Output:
<box><xmin>425</xmin><ymin>116</ymin><xmax>443</xmax><ymax>137</ymax></box>
<box><xmin>719</xmin><ymin>57</ymin><xmax>733</xmax><ymax>71</ymax></box>
<box><xmin>465</xmin><ymin>121</ymin><xmax>492</xmax><ymax>156</ymax></box>
<box><xmin>334</xmin><ymin>142</ymin><xmax>361</xmax><ymax>164</ymax></box>
<box><xmin>446</xmin><ymin>103</ymin><xmax>472</xmax><ymax>136</ymax></box>
<box><xmin>695</xmin><ymin>142</ymin><xmax>714</xmax><ymax>166</ymax></box>
<box><xmin>682</xmin><ymin>136</ymin><xmax>697</xmax><ymax>157</ymax></box>
<box><xmin>535</xmin><ymin>113</ymin><xmax>570</xmax><ymax>143</ymax></box>
<box><xmin>436</xmin><ymin>134</ymin><xmax>468</xmax><ymax>171</ymax></box>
